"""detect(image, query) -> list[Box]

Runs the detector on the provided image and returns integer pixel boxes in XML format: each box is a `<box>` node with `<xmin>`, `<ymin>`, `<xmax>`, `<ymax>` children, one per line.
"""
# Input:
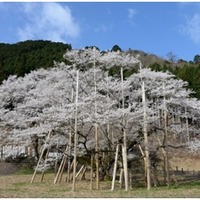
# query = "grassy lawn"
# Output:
<box><xmin>0</xmin><ymin>171</ymin><xmax>200</xmax><ymax>198</ymax></box>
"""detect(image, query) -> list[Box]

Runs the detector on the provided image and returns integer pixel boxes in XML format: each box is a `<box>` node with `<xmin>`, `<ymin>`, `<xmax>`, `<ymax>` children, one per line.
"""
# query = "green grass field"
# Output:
<box><xmin>0</xmin><ymin>171</ymin><xmax>200</xmax><ymax>198</ymax></box>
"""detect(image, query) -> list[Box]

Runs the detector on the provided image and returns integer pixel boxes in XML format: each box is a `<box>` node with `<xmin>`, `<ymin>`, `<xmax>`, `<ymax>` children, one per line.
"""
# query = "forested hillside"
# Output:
<box><xmin>149</xmin><ymin>61</ymin><xmax>200</xmax><ymax>99</ymax></box>
<box><xmin>0</xmin><ymin>40</ymin><xmax>200</xmax><ymax>99</ymax></box>
<box><xmin>0</xmin><ymin>40</ymin><xmax>71</xmax><ymax>83</ymax></box>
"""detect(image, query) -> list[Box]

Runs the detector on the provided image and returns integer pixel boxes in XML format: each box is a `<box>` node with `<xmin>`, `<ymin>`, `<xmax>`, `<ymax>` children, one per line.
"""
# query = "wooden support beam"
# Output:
<box><xmin>111</xmin><ymin>144</ymin><xmax>119</xmax><ymax>191</ymax></box>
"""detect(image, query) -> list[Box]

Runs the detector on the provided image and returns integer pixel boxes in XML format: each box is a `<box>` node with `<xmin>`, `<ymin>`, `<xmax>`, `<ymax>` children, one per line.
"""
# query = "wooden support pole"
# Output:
<box><xmin>157</xmin><ymin>135</ymin><xmax>172</xmax><ymax>187</ymax></box>
<box><xmin>122</xmin><ymin>145</ymin><xmax>128</xmax><ymax>191</ymax></box>
<box><xmin>40</xmin><ymin>146</ymin><xmax>51</xmax><ymax>182</ymax></box>
<box><xmin>120</xmin><ymin>67</ymin><xmax>129</xmax><ymax>191</ymax></box>
<box><xmin>93</xmin><ymin>52</ymin><xmax>99</xmax><ymax>190</ymax></box>
<box><xmin>31</xmin><ymin>147</ymin><xmax>45</xmax><ymax>183</ymax></box>
<box><xmin>111</xmin><ymin>144</ymin><xmax>119</xmax><ymax>191</ymax></box>
<box><xmin>129</xmin><ymin>170</ymin><xmax>132</xmax><ymax>189</ymax></box>
<box><xmin>67</xmin><ymin>131</ymin><xmax>72</xmax><ymax>183</ymax></box>
<box><xmin>67</xmin><ymin>85</ymin><xmax>74</xmax><ymax>183</ymax></box>
<box><xmin>138</xmin><ymin>144</ymin><xmax>147</xmax><ymax>183</ymax></box>
<box><xmin>30</xmin><ymin>130</ymin><xmax>52</xmax><ymax>183</ymax></box>
<box><xmin>95</xmin><ymin>124</ymin><xmax>99</xmax><ymax>190</ymax></box>
<box><xmin>54</xmin><ymin>155</ymin><xmax>66</xmax><ymax>184</ymax></box>
<box><xmin>54</xmin><ymin>139</ymin><xmax>59</xmax><ymax>176</ymax></box>
<box><xmin>119</xmin><ymin>168</ymin><xmax>124</xmax><ymax>189</ymax></box>
<box><xmin>75</xmin><ymin>165</ymin><xmax>85</xmax><ymax>179</ymax></box>
<box><xmin>79</xmin><ymin>166</ymin><xmax>87</xmax><ymax>180</ymax></box>
<box><xmin>142</xmin><ymin>81</ymin><xmax>151</xmax><ymax>190</ymax></box>
<box><xmin>54</xmin><ymin>146</ymin><xmax>68</xmax><ymax>184</ymax></box>
<box><xmin>163</xmin><ymin>88</ymin><xmax>170</xmax><ymax>188</ymax></box>
<box><xmin>66</xmin><ymin>160</ymin><xmax>77</xmax><ymax>182</ymax></box>
<box><xmin>90</xmin><ymin>155</ymin><xmax>94</xmax><ymax>190</ymax></box>
<box><xmin>59</xmin><ymin>155</ymin><xmax>68</xmax><ymax>183</ymax></box>
<box><xmin>72</xmin><ymin>70</ymin><xmax>79</xmax><ymax>191</ymax></box>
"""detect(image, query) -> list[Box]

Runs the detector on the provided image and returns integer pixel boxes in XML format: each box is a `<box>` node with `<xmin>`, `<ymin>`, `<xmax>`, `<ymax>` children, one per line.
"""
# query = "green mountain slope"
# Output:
<box><xmin>0</xmin><ymin>40</ymin><xmax>200</xmax><ymax>99</ymax></box>
<box><xmin>0</xmin><ymin>40</ymin><xmax>72</xmax><ymax>83</ymax></box>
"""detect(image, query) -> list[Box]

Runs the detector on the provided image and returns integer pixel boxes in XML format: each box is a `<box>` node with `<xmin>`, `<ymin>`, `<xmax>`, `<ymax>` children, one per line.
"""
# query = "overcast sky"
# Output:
<box><xmin>0</xmin><ymin>2</ymin><xmax>200</xmax><ymax>61</ymax></box>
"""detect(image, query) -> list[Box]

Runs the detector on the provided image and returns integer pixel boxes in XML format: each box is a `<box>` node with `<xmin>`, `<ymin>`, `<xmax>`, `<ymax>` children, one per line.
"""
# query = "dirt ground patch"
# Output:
<box><xmin>169</xmin><ymin>147</ymin><xmax>200</xmax><ymax>172</ymax></box>
<box><xmin>171</xmin><ymin>157</ymin><xmax>200</xmax><ymax>171</ymax></box>
<box><xmin>0</xmin><ymin>162</ymin><xmax>19</xmax><ymax>175</ymax></box>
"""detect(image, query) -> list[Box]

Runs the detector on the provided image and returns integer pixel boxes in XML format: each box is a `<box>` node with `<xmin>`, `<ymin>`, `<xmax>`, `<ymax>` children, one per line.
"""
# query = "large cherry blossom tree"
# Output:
<box><xmin>0</xmin><ymin>47</ymin><xmax>200</xmax><ymax>190</ymax></box>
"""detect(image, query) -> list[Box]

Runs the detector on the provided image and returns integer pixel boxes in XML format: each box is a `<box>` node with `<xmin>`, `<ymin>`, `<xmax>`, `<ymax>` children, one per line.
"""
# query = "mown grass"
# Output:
<box><xmin>0</xmin><ymin>172</ymin><xmax>200</xmax><ymax>198</ymax></box>
<box><xmin>14</xmin><ymin>166</ymin><xmax>34</xmax><ymax>175</ymax></box>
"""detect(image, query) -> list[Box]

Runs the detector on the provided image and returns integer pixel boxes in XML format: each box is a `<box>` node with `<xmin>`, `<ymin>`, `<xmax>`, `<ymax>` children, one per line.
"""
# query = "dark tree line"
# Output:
<box><xmin>0</xmin><ymin>40</ymin><xmax>72</xmax><ymax>83</ymax></box>
<box><xmin>0</xmin><ymin>40</ymin><xmax>200</xmax><ymax>99</ymax></box>
<box><xmin>149</xmin><ymin>61</ymin><xmax>200</xmax><ymax>99</ymax></box>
